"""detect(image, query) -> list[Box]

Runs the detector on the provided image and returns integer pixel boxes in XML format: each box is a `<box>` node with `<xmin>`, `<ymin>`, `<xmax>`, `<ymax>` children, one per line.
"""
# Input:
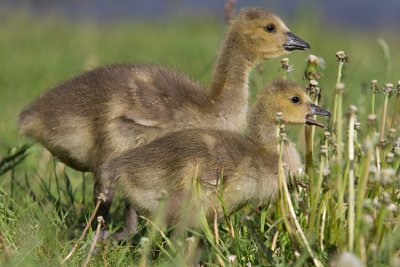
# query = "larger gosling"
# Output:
<box><xmin>100</xmin><ymin>79</ymin><xmax>330</xmax><ymax>226</ymax></box>
<box><xmin>18</xmin><ymin>7</ymin><xmax>310</xmax><ymax>230</ymax></box>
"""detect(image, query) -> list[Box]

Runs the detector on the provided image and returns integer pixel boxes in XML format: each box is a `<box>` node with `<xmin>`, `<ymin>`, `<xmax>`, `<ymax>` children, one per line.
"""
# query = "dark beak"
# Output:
<box><xmin>283</xmin><ymin>32</ymin><xmax>310</xmax><ymax>51</ymax></box>
<box><xmin>305</xmin><ymin>103</ymin><xmax>331</xmax><ymax>127</ymax></box>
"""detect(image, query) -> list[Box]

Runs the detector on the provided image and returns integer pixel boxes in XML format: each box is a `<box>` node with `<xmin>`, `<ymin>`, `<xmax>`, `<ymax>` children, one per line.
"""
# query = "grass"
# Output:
<box><xmin>0</xmin><ymin>9</ymin><xmax>400</xmax><ymax>266</ymax></box>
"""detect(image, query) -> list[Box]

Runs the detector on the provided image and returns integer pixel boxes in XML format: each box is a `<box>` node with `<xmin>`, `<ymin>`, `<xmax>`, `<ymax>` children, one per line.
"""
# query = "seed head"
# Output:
<box><xmin>367</xmin><ymin>114</ymin><xmax>376</xmax><ymax>122</ymax></box>
<box><xmin>320</xmin><ymin>144</ymin><xmax>328</xmax><ymax>156</ymax></box>
<box><xmin>348</xmin><ymin>105</ymin><xmax>357</xmax><ymax>115</ymax></box>
<box><xmin>371</xmin><ymin>80</ymin><xmax>379</xmax><ymax>93</ymax></box>
<box><xmin>387</xmin><ymin>203</ymin><xmax>397</xmax><ymax>213</ymax></box>
<box><xmin>280</xmin><ymin>58</ymin><xmax>293</xmax><ymax>73</ymax></box>
<box><xmin>322</xmin><ymin>168</ymin><xmax>330</xmax><ymax>177</ymax></box>
<box><xmin>97</xmin><ymin>216</ymin><xmax>105</xmax><ymax>224</ymax></box>
<box><xmin>335</xmin><ymin>51</ymin><xmax>349</xmax><ymax>63</ymax></box>
<box><xmin>297</xmin><ymin>167</ymin><xmax>304</xmax><ymax>177</ymax></box>
<box><xmin>383</xmin><ymin>83</ymin><xmax>394</xmax><ymax>97</ymax></box>
<box><xmin>388</xmin><ymin>128</ymin><xmax>397</xmax><ymax>141</ymax></box>
<box><xmin>369</xmin><ymin>243</ymin><xmax>378</xmax><ymax>254</ymax></box>
<box><xmin>381</xmin><ymin>191</ymin><xmax>392</xmax><ymax>204</ymax></box>
<box><xmin>393</xmin><ymin>81</ymin><xmax>400</xmax><ymax>96</ymax></box>
<box><xmin>304</xmin><ymin>54</ymin><xmax>325</xmax><ymax>80</ymax></box>
<box><xmin>331</xmin><ymin>252</ymin><xmax>362</xmax><ymax>267</ymax></box>
<box><xmin>381</xmin><ymin>168</ymin><xmax>396</xmax><ymax>185</ymax></box>
<box><xmin>354</xmin><ymin>122</ymin><xmax>361</xmax><ymax>131</ymax></box>
<box><xmin>394</xmin><ymin>138</ymin><xmax>400</xmax><ymax>156</ymax></box>
<box><xmin>362</xmin><ymin>214</ymin><xmax>374</xmax><ymax>228</ymax></box>
<box><xmin>280</xmin><ymin>132</ymin><xmax>288</xmax><ymax>142</ymax></box>
<box><xmin>139</xmin><ymin>237</ymin><xmax>150</xmax><ymax>253</ymax></box>
<box><xmin>228</xmin><ymin>255</ymin><xmax>237</xmax><ymax>263</ymax></box>
<box><xmin>380</xmin><ymin>138</ymin><xmax>388</xmax><ymax>148</ymax></box>
<box><xmin>305</xmin><ymin>79</ymin><xmax>320</xmax><ymax>99</ymax></box>
<box><xmin>336</xmin><ymin>82</ymin><xmax>345</xmax><ymax>95</ymax></box>
<box><xmin>275</xmin><ymin>112</ymin><xmax>283</xmax><ymax>124</ymax></box>
<box><xmin>372</xmin><ymin>197</ymin><xmax>381</xmax><ymax>209</ymax></box>
<box><xmin>368</xmin><ymin>165</ymin><xmax>379</xmax><ymax>183</ymax></box>
<box><xmin>385</xmin><ymin>152</ymin><xmax>394</xmax><ymax>164</ymax></box>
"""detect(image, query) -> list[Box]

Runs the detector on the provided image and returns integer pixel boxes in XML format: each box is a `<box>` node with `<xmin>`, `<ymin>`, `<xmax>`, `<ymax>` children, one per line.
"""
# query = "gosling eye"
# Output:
<box><xmin>291</xmin><ymin>96</ymin><xmax>301</xmax><ymax>104</ymax></box>
<box><xmin>264</xmin><ymin>24</ymin><xmax>276</xmax><ymax>33</ymax></box>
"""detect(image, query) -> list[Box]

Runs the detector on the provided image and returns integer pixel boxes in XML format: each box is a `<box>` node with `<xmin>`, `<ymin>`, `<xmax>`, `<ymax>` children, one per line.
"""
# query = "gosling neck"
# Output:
<box><xmin>247</xmin><ymin>105</ymin><xmax>279</xmax><ymax>152</ymax></box>
<box><xmin>210</xmin><ymin>32</ymin><xmax>256</xmax><ymax>104</ymax></box>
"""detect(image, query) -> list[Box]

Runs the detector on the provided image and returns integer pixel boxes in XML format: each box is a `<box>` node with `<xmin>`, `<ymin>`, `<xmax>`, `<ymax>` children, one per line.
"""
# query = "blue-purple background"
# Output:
<box><xmin>2</xmin><ymin>0</ymin><xmax>400</xmax><ymax>31</ymax></box>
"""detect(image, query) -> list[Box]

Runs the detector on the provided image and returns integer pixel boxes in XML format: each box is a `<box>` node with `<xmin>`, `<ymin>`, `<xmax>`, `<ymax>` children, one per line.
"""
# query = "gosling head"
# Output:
<box><xmin>231</xmin><ymin>8</ymin><xmax>310</xmax><ymax>61</ymax></box>
<box><xmin>261</xmin><ymin>79</ymin><xmax>330</xmax><ymax>127</ymax></box>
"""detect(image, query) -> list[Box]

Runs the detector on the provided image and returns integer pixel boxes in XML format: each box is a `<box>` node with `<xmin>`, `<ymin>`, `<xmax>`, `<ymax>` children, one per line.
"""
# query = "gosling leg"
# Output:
<box><xmin>113</xmin><ymin>203</ymin><xmax>138</xmax><ymax>242</ymax></box>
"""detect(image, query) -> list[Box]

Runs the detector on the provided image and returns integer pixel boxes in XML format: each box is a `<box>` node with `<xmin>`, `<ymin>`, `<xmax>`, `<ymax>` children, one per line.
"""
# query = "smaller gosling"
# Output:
<box><xmin>100</xmin><ymin>79</ymin><xmax>330</xmax><ymax>226</ymax></box>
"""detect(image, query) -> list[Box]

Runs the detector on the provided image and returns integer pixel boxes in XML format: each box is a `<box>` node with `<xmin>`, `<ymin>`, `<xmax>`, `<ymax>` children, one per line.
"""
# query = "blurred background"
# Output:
<box><xmin>2</xmin><ymin>0</ymin><xmax>400</xmax><ymax>29</ymax></box>
<box><xmin>1</xmin><ymin>0</ymin><xmax>400</xmax><ymax>154</ymax></box>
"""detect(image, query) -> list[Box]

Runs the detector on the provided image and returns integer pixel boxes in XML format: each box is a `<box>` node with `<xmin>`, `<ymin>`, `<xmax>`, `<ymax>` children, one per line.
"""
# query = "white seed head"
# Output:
<box><xmin>382</xmin><ymin>191</ymin><xmax>391</xmax><ymax>203</ymax></box>
<box><xmin>349</xmin><ymin>105</ymin><xmax>357</xmax><ymax>113</ymax></box>
<box><xmin>372</xmin><ymin>197</ymin><xmax>381</xmax><ymax>209</ymax></box>
<box><xmin>385</xmin><ymin>152</ymin><xmax>394</xmax><ymax>163</ymax></box>
<box><xmin>228</xmin><ymin>255</ymin><xmax>237</xmax><ymax>263</ymax></box>
<box><xmin>385</xmin><ymin>83</ymin><xmax>393</xmax><ymax>88</ymax></box>
<box><xmin>387</xmin><ymin>203</ymin><xmax>397</xmax><ymax>212</ymax></box>
<box><xmin>336</xmin><ymin>83</ymin><xmax>345</xmax><ymax>94</ymax></box>
<box><xmin>310</xmin><ymin>79</ymin><xmax>319</xmax><ymax>86</ymax></box>
<box><xmin>354</xmin><ymin>122</ymin><xmax>361</xmax><ymax>131</ymax></box>
<box><xmin>369</xmin><ymin>165</ymin><xmax>377</xmax><ymax>174</ymax></box>
<box><xmin>307</xmin><ymin>54</ymin><xmax>326</xmax><ymax>68</ymax></box>
<box><xmin>331</xmin><ymin>252</ymin><xmax>363</xmax><ymax>267</ymax></box>
<box><xmin>367</xmin><ymin>114</ymin><xmax>377</xmax><ymax>122</ymax></box>
<box><xmin>320</xmin><ymin>145</ymin><xmax>328</xmax><ymax>155</ymax></box>
<box><xmin>380</xmin><ymin>168</ymin><xmax>395</xmax><ymax>185</ymax></box>
<box><xmin>362</xmin><ymin>214</ymin><xmax>374</xmax><ymax>227</ymax></box>
<box><xmin>323</xmin><ymin>168</ymin><xmax>331</xmax><ymax>177</ymax></box>
<box><xmin>369</xmin><ymin>243</ymin><xmax>378</xmax><ymax>254</ymax></box>
<box><xmin>307</xmin><ymin>54</ymin><xmax>319</xmax><ymax>63</ymax></box>
<box><xmin>297</xmin><ymin>167</ymin><xmax>304</xmax><ymax>177</ymax></box>
<box><xmin>394</xmin><ymin>145</ymin><xmax>400</xmax><ymax>156</ymax></box>
<box><xmin>140</xmin><ymin>237</ymin><xmax>149</xmax><ymax>247</ymax></box>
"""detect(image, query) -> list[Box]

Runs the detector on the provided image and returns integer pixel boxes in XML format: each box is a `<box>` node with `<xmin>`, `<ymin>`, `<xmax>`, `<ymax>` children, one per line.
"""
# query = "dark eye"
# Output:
<box><xmin>265</xmin><ymin>24</ymin><xmax>276</xmax><ymax>33</ymax></box>
<box><xmin>291</xmin><ymin>96</ymin><xmax>300</xmax><ymax>104</ymax></box>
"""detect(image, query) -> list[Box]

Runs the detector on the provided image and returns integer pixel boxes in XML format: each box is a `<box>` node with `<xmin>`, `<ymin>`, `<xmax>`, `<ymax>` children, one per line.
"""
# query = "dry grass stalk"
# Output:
<box><xmin>83</xmin><ymin>216</ymin><xmax>105</xmax><ymax>267</ymax></box>
<box><xmin>62</xmin><ymin>193</ymin><xmax>106</xmax><ymax>263</ymax></box>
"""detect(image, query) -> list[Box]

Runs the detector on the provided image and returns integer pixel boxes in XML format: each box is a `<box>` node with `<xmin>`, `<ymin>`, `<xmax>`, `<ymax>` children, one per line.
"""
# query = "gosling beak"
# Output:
<box><xmin>305</xmin><ymin>103</ymin><xmax>331</xmax><ymax>127</ymax></box>
<box><xmin>283</xmin><ymin>32</ymin><xmax>310</xmax><ymax>51</ymax></box>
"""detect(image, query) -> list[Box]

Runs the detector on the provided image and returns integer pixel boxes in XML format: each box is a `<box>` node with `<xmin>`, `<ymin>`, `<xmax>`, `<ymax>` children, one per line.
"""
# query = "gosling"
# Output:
<box><xmin>18</xmin><ymin>7</ymin><xmax>310</xmax><ymax>231</ymax></box>
<box><xmin>100</xmin><ymin>79</ymin><xmax>330</xmax><ymax>226</ymax></box>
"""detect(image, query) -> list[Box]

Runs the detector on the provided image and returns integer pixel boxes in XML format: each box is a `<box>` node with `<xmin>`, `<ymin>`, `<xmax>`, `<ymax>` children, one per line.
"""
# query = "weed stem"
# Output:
<box><xmin>347</xmin><ymin>106</ymin><xmax>357</xmax><ymax>252</ymax></box>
